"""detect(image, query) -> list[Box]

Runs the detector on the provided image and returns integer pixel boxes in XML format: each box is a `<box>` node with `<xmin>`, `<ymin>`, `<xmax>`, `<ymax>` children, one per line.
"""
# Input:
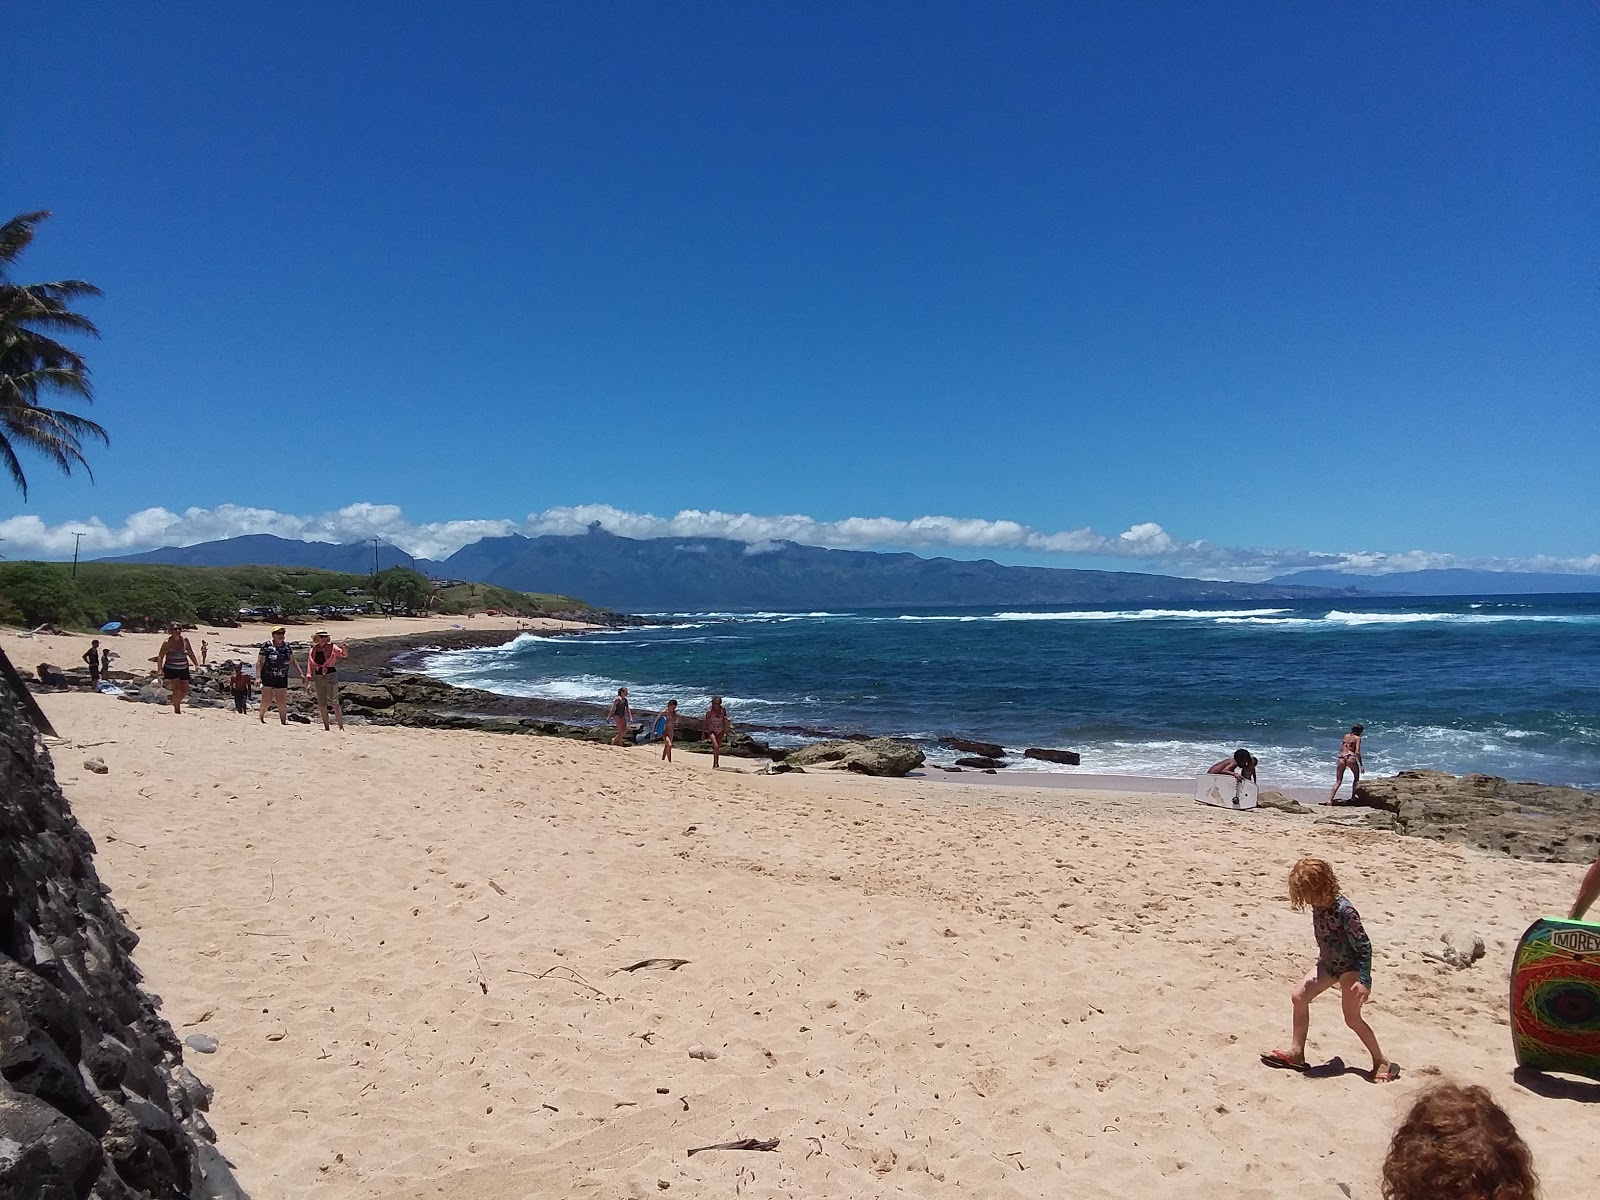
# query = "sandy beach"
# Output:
<box><xmin>6</xmin><ymin>622</ymin><xmax>1596</xmax><ymax>1198</ymax></box>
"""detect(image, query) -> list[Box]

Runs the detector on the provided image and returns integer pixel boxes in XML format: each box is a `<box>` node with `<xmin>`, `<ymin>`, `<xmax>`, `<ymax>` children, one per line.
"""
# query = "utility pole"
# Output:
<box><xmin>70</xmin><ymin>532</ymin><xmax>86</xmax><ymax>579</ymax></box>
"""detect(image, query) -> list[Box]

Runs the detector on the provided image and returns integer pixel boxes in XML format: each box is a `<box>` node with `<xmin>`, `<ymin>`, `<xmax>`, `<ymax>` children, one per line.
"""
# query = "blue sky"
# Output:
<box><xmin>3</xmin><ymin>3</ymin><xmax>1596</xmax><ymax>578</ymax></box>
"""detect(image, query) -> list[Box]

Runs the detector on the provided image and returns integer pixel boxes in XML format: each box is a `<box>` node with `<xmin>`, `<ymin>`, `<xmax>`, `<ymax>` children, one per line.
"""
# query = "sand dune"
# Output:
<box><xmin>18</xmin><ymin>683</ymin><xmax>1596</xmax><ymax>1198</ymax></box>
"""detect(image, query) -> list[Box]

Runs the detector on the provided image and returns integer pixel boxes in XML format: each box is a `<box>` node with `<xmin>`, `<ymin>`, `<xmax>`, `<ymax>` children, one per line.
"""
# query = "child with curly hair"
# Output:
<box><xmin>1261</xmin><ymin>856</ymin><xmax>1396</xmax><ymax>1082</ymax></box>
<box><xmin>1381</xmin><ymin>1083</ymin><xmax>1538</xmax><ymax>1199</ymax></box>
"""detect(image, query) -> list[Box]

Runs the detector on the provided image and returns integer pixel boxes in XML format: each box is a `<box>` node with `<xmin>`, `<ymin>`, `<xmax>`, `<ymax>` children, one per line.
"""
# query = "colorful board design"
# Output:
<box><xmin>1510</xmin><ymin>916</ymin><xmax>1600</xmax><ymax>1080</ymax></box>
<box><xmin>1194</xmin><ymin>775</ymin><xmax>1258</xmax><ymax>810</ymax></box>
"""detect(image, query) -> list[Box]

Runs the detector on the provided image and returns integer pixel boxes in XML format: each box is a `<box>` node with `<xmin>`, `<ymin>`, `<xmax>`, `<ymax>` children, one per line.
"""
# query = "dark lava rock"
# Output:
<box><xmin>1023</xmin><ymin>747</ymin><xmax>1081</xmax><ymax>766</ymax></box>
<box><xmin>953</xmin><ymin>756</ymin><xmax>1006</xmax><ymax>770</ymax></box>
<box><xmin>0</xmin><ymin>649</ymin><xmax>248</xmax><ymax>1199</ymax></box>
<box><xmin>941</xmin><ymin>737</ymin><xmax>1005</xmax><ymax>759</ymax></box>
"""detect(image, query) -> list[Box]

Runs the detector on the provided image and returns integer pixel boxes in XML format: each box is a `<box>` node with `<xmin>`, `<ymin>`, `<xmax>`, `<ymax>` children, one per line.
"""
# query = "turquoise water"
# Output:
<box><xmin>422</xmin><ymin>595</ymin><xmax>1600</xmax><ymax>788</ymax></box>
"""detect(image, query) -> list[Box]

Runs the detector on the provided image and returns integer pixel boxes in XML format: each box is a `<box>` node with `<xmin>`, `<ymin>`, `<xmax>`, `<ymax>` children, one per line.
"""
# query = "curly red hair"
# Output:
<box><xmin>1287</xmin><ymin>856</ymin><xmax>1340</xmax><ymax>911</ymax></box>
<box><xmin>1381</xmin><ymin>1083</ymin><xmax>1538</xmax><ymax>1200</ymax></box>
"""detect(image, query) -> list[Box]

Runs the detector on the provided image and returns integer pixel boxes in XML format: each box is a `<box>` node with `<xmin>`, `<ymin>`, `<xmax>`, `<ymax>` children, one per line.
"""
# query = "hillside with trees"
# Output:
<box><xmin>0</xmin><ymin>560</ymin><xmax>595</xmax><ymax>630</ymax></box>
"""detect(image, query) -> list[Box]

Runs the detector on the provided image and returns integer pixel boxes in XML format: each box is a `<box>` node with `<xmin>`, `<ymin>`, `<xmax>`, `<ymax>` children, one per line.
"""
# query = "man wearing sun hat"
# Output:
<box><xmin>304</xmin><ymin>629</ymin><xmax>348</xmax><ymax>731</ymax></box>
<box><xmin>255</xmin><ymin>625</ymin><xmax>303</xmax><ymax>725</ymax></box>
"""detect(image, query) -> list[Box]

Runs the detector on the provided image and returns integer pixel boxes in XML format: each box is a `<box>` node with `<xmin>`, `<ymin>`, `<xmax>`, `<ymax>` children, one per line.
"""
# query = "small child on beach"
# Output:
<box><xmin>661</xmin><ymin>700</ymin><xmax>677</xmax><ymax>762</ymax></box>
<box><xmin>1381</xmin><ymin>1082</ymin><xmax>1537</xmax><ymax>1200</ymax></box>
<box><xmin>229</xmin><ymin>663</ymin><xmax>252</xmax><ymax>714</ymax></box>
<box><xmin>1261</xmin><ymin>856</ymin><xmax>1396</xmax><ymax>1083</ymax></box>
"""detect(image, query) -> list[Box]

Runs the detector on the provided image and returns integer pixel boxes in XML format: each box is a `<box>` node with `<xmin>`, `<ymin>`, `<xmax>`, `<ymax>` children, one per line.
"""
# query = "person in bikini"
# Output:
<box><xmin>608</xmin><ymin>687</ymin><xmax>631</xmax><ymax>746</ymax></box>
<box><xmin>1329</xmin><ymin>724</ymin><xmax>1364</xmax><ymax>803</ymax></box>
<box><xmin>154</xmin><ymin>624</ymin><xmax>199</xmax><ymax>714</ymax></box>
<box><xmin>702</xmin><ymin>696</ymin><xmax>729</xmax><ymax>769</ymax></box>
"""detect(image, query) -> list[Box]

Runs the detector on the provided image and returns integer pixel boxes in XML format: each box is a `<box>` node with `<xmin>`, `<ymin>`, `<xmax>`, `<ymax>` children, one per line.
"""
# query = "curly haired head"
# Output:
<box><xmin>1287</xmin><ymin>856</ymin><xmax>1340</xmax><ymax>911</ymax></box>
<box><xmin>1381</xmin><ymin>1083</ymin><xmax>1538</xmax><ymax>1200</ymax></box>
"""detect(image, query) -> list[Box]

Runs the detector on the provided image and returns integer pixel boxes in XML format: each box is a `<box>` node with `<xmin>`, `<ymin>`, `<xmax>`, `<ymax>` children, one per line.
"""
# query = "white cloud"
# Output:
<box><xmin>1</xmin><ymin>502</ymin><xmax>1595</xmax><ymax>583</ymax></box>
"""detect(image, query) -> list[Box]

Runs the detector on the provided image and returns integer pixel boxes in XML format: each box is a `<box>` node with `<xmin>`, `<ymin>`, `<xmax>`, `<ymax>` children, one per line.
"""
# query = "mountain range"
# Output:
<box><xmin>1267</xmin><ymin>568</ymin><xmax>1600</xmax><ymax>595</ymax></box>
<box><xmin>107</xmin><ymin>529</ymin><xmax>1354</xmax><ymax>609</ymax></box>
<box><xmin>104</xmin><ymin>530</ymin><xmax>1598</xmax><ymax>608</ymax></box>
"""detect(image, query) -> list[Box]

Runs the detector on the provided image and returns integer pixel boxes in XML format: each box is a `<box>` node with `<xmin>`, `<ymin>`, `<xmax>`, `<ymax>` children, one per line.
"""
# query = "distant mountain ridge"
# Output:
<box><xmin>1268</xmin><ymin>568</ymin><xmax>1600</xmax><ymax>595</ymax></box>
<box><xmin>106</xmin><ymin>529</ymin><xmax>1358</xmax><ymax>609</ymax></box>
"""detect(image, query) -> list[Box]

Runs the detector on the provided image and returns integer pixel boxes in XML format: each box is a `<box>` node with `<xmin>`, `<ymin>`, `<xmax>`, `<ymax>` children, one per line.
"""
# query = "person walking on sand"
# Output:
<box><xmin>660</xmin><ymin>699</ymin><xmax>678</xmax><ymax>762</ymax></box>
<box><xmin>256</xmin><ymin>626</ymin><xmax>304</xmax><ymax>725</ymax></box>
<box><xmin>200</xmin><ymin>638</ymin><xmax>209</xmax><ymax>666</ymax></box>
<box><xmin>1207</xmin><ymin>748</ymin><xmax>1257</xmax><ymax>783</ymax></box>
<box><xmin>154</xmin><ymin>624</ymin><xmax>199</xmax><ymax>714</ymax></box>
<box><xmin>83</xmin><ymin>639</ymin><xmax>101</xmax><ymax>688</ymax></box>
<box><xmin>1261</xmin><ymin>856</ymin><xmax>1396</xmax><ymax>1083</ymax></box>
<box><xmin>608</xmin><ymin>686</ymin><xmax>631</xmax><ymax>746</ymax></box>
<box><xmin>303</xmin><ymin>630</ymin><xmax>348</xmax><ymax>731</ymax></box>
<box><xmin>1330</xmin><ymin>724</ymin><xmax>1364</xmax><ymax>803</ymax></box>
<box><xmin>229</xmin><ymin>662</ymin><xmax>252</xmax><ymax>714</ymax></box>
<box><xmin>702</xmin><ymin>695</ymin><xmax>729</xmax><ymax>769</ymax></box>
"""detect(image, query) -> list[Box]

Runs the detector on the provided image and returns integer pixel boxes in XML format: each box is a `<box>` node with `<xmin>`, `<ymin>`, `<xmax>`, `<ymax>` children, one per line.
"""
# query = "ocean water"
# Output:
<box><xmin>420</xmin><ymin>595</ymin><xmax>1600</xmax><ymax>788</ymax></box>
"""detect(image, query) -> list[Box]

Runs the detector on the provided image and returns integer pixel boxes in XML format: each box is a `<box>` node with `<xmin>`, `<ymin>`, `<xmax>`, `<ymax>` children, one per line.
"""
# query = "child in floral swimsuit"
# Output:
<box><xmin>1261</xmin><ymin>856</ymin><xmax>1396</xmax><ymax>1083</ymax></box>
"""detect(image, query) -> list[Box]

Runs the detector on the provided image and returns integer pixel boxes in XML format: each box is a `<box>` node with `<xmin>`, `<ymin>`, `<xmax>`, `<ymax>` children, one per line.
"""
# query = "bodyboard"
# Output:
<box><xmin>1510</xmin><ymin>916</ymin><xmax>1600</xmax><ymax>1080</ymax></box>
<box><xmin>638</xmin><ymin>715</ymin><xmax>667</xmax><ymax>744</ymax></box>
<box><xmin>1194</xmin><ymin>775</ymin><xmax>1258</xmax><ymax>810</ymax></box>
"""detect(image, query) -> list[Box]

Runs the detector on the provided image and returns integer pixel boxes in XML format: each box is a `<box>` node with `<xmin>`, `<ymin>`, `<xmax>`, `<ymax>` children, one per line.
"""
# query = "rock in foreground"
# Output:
<box><xmin>1350</xmin><ymin>770</ymin><xmax>1600</xmax><ymax>863</ymax></box>
<box><xmin>0</xmin><ymin>650</ymin><xmax>248</xmax><ymax>1199</ymax></box>
<box><xmin>785</xmin><ymin>738</ymin><xmax>926</xmax><ymax>777</ymax></box>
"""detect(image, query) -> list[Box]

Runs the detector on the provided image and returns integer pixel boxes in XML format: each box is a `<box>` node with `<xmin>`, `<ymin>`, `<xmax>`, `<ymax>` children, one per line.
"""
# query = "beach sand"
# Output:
<box><xmin>9</xmin><ymin>647</ymin><xmax>1596</xmax><ymax>1197</ymax></box>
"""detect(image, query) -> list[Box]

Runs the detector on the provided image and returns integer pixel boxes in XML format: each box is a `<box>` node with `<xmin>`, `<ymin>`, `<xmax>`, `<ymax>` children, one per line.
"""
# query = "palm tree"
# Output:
<box><xmin>0</xmin><ymin>210</ymin><xmax>106</xmax><ymax>497</ymax></box>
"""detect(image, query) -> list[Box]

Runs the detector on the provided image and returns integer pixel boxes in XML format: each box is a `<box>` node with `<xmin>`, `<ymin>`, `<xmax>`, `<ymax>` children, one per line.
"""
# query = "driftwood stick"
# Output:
<box><xmin>687</xmin><ymin>1138</ymin><xmax>779</xmax><ymax>1157</ymax></box>
<box><xmin>619</xmin><ymin>958</ymin><xmax>690</xmax><ymax>973</ymax></box>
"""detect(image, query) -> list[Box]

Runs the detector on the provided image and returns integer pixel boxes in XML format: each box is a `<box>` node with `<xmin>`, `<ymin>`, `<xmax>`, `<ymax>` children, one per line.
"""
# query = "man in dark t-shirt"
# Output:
<box><xmin>255</xmin><ymin>627</ymin><xmax>302</xmax><ymax>725</ymax></box>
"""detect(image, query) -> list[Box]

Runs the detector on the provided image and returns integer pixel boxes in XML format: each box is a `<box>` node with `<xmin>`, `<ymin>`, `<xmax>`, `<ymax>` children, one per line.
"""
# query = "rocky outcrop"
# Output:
<box><xmin>1023</xmin><ymin>747</ymin><xmax>1081</xmax><ymax>766</ymax></box>
<box><xmin>941</xmin><ymin>737</ymin><xmax>1005</xmax><ymax>759</ymax></box>
<box><xmin>784</xmin><ymin>738</ymin><xmax>926</xmax><ymax>777</ymax></box>
<box><xmin>1346</xmin><ymin>770</ymin><xmax>1600</xmax><ymax>863</ymax></box>
<box><xmin>0</xmin><ymin>649</ymin><xmax>247</xmax><ymax>1198</ymax></box>
<box><xmin>953</xmin><ymin>756</ymin><xmax>1005</xmax><ymax>770</ymax></box>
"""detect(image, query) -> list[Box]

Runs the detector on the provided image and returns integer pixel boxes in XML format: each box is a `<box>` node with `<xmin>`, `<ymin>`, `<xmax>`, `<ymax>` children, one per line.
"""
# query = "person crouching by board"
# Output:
<box><xmin>1207</xmin><ymin>749</ymin><xmax>1258</xmax><ymax>783</ymax></box>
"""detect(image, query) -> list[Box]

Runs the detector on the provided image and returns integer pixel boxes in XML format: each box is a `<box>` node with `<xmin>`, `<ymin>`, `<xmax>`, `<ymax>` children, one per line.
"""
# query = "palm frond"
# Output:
<box><xmin>0</xmin><ymin>211</ymin><xmax>51</xmax><ymax>277</ymax></box>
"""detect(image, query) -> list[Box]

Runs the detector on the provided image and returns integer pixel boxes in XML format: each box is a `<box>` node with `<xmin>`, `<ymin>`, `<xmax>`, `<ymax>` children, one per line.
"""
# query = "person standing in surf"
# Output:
<box><xmin>702</xmin><ymin>695</ymin><xmax>729</xmax><ymax>769</ymax></box>
<box><xmin>1261</xmin><ymin>856</ymin><xmax>1395</xmax><ymax>1084</ymax></box>
<box><xmin>1329</xmin><ymin>724</ymin><xmax>1364</xmax><ymax>803</ymax></box>
<box><xmin>608</xmin><ymin>686</ymin><xmax>631</xmax><ymax>746</ymax></box>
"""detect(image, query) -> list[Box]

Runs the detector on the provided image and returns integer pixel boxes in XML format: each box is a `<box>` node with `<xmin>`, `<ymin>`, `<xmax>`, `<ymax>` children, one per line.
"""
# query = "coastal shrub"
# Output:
<box><xmin>0</xmin><ymin>563</ymin><xmax>87</xmax><ymax>626</ymax></box>
<box><xmin>0</xmin><ymin>588</ymin><xmax>25</xmax><ymax>626</ymax></box>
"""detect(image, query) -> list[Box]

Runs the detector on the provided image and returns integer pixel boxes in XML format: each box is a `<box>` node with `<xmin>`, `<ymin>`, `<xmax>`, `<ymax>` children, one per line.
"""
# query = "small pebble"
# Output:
<box><xmin>687</xmin><ymin>1044</ymin><xmax>720</xmax><ymax>1061</ymax></box>
<box><xmin>185</xmin><ymin>1034</ymin><xmax>219</xmax><ymax>1053</ymax></box>
<box><xmin>83</xmin><ymin>758</ymin><xmax>108</xmax><ymax>774</ymax></box>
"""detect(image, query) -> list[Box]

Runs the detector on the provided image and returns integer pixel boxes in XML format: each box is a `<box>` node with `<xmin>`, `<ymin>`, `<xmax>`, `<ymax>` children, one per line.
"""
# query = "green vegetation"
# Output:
<box><xmin>429</xmin><ymin>581</ymin><xmax>586</xmax><ymax>616</ymax></box>
<box><xmin>1</xmin><ymin>211</ymin><xmax>107</xmax><ymax>496</ymax></box>
<box><xmin>0</xmin><ymin>561</ymin><xmax>596</xmax><ymax>630</ymax></box>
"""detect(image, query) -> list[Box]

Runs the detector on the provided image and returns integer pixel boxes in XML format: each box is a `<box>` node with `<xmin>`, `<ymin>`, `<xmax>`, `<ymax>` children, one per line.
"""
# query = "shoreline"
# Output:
<box><xmin>10</xmin><ymin>618</ymin><xmax>1598</xmax><ymax>863</ymax></box>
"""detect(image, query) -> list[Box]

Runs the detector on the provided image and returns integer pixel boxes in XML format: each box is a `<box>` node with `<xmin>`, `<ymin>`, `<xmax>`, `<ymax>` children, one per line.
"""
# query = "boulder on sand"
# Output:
<box><xmin>1348</xmin><ymin>770</ymin><xmax>1600</xmax><ymax>863</ymax></box>
<box><xmin>785</xmin><ymin>738</ymin><xmax>926</xmax><ymax>777</ymax></box>
<box><xmin>941</xmin><ymin>737</ymin><xmax>1005</xmax><ymax>759</ymax></box>
<box><xmin>954</xmin><ymin>756</ymin><xmax>1005</xmax><ymax>770</ymax></box>
<box><xmin>1023</xmin><ymin>747</ymin><xmax>1081</xmax><ymax>766</ymax></box>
